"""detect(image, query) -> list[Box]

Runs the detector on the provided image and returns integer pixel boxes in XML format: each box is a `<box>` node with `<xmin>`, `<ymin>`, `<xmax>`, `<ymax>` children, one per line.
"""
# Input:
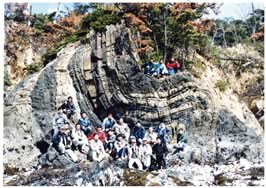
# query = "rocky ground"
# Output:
<box><xmin>3</xmin><ymin>141</ymin><xmax>264</xmax><ymax>186</ymax></box>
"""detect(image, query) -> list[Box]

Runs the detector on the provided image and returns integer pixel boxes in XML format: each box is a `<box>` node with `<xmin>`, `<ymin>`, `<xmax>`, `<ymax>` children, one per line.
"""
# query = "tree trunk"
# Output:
<box><xmin>53</xmin><ymin>2</ymin><xmax>61</xmax><ymax>24</ymax></box>
<box><xmin>212</xmin><ymin>25</ymin><xmax>218</xmax><ymax>44</ymax></box>
<box><xmin>27</xmin><ymin>4</ymin><xmax>32</xmax><ymax>26</ymax></box>
<box><xmin>163</xmin><ymin>7</ymin><xmax>168</xmax><ymax>63</ymax></box>
<box><xmin>153</xmin><ymin>32</ymin><xmax>159</xmax><ymax>53</ymax></box>
<box><xmin>232</xmin><ymin>24</ymin><xmax>239</xmax><ymax>43</ymax></box>
<box><xmin>220</xmin><ymin>24</ymin><xmax>227</xmax><ymax>48</ymax></box>
<box><xmin>181</xmin><ymin>41</ymin><xmax>186</xmax><ymax>71</ymax></box>
<box><xmin>251</xmin><ymin>3</ymin><xmax>256</xmax><ymax>44</ymax></box>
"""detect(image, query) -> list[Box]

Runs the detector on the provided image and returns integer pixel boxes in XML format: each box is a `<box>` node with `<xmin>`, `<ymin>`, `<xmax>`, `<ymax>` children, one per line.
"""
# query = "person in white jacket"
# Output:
<box><xmin>52</xmin><ymin>108</ymin><xmax>68</xmax><ymax>139</ymax></box>
<box><xmin>114</xmin><ymin>134</ymin><xmax>128</xmax><ymax>159</ymax></box>
<box><xmin>72</xmin><ymin>123</ymin><xmax>88</xmax><ymax>153</ymax></box>
<box><xmin>127</xmin><ymin>136</ymin><xmax>143</xmax><ymax>170</ymax></box>
<box><xmin>89</xmin><ymin>134</ymin><xmax>107</xmax><ymax>162</ymax></box>
<box><xmin>113</xmin><ymin>118</ymin><xmax>130</xmax><ymax>141</ymax></box>
<box><xmin>144</xmin><ymin>127</ymin><xmax>158</xmax><ymax>146</ymax></box>
<box><xmin>139</xmin><ymin>137</ymin><xmax>153</xmax><ymax>170</ymax></box>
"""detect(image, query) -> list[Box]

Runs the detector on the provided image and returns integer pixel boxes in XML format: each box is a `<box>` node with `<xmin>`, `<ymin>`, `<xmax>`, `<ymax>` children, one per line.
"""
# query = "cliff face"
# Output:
<box><xmin>4</xmin><ymin>21</ymin><xmax>47</xmax><ymax>85</ymax></box>
<box><xmin>3</xmin><ymin>22</ymin><xmax>264</xmax><ymax>170</ymax></box>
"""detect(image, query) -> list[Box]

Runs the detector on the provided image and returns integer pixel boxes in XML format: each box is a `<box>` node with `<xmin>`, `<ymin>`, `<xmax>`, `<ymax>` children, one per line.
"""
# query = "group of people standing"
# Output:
<box><xmin>51</xmin><ymin>96</ymin><xmax>188</xmax><ymax>171</ymax></box>
<box><xmin>141</xmin><ymin>58</ymin><xmax>181</xmax><ymax>78</ymax></box>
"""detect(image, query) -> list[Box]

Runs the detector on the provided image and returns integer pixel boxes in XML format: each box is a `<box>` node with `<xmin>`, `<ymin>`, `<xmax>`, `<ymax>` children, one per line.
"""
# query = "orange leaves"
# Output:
<box><xmin>172</xmin><ymin>3</ymin><xmax>199</xmax><ymax>11</ymax></box>
<box><xmin>136</xmin><ymin>46</ymin><xmax>154</xmax><ymax>53</ymax></box>
<box><xmin>250</xmin><ymin>26</ymin><xmax>264</xmax><ymax>41</ymax></box>
<box><xmin>188</xmin><ymin>19</ymin><xmax>215</xmax><ymax>33</ymax></box>
<box><xmin>171</xmin><ymin>3</ymin><xmax>199</xmax><ymax>16</ymax></box>
<box><xmin>135</xmin><ymin>39</ymin><xmax>150</xmax><ymax>46</ymax></box>
<box><xmin>44</xmin><ymin>22</ymin><xmax>74</xmax><ymax>34</ymax></box>
<box><xmin>58</xmin><ymin>11</ymin><xmax>84</xmax><ymax>29</ymax></box>
<box><xmin>123</xmin><ymin>13</ymin><xmax>152</xmax><ymax>33</ymax></box>
<box><xmin>134</xmin><ymin>39</ymin><xmax>153</xmax><ymax>53</ymax></box>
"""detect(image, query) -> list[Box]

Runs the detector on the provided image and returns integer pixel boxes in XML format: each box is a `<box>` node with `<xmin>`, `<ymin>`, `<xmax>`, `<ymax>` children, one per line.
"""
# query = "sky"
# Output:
<box><xmin>29</xmin><ymin>2</ymin><xmax>265</xmax><ymax>20</ymax></box>
<box><xmin>204</xmin><ymin>3</ymin><xmax>265</xmax><ymax>20</ymax></box>
<box><xmin>31</xmin><ymin>3</ymin><xmax>74</xmax><ymax>14</ymax></box>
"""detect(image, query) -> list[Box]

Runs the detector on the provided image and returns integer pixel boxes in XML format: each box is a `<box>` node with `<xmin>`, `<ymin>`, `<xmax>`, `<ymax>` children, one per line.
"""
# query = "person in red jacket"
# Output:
<box><xmin>88</xmin><ymin>127</ymin><xmax>106</xmax><ymax>143</ymax></box>
<box><xmin>166</xmin><ymin>58</ymin><xmax>180</xmax><ymax>76</ymax></box>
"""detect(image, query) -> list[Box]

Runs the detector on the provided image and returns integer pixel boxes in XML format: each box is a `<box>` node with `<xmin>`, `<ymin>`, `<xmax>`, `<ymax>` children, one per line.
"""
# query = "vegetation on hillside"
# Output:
<box><xmin>4</xmin><ymin>3</ymin><xmax>264</xmax><ymax>74</ymax></box>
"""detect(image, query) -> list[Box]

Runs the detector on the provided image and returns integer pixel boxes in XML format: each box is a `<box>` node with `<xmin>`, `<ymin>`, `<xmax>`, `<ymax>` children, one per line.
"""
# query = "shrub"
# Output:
<box><xmin>4</xmin><ymin>72</ymin><xmax>12</xmax><ymax>87</ymax></box>
<box><xmin>26</xmin><ymin>63</ymin><xmax>41</xmax><ymax>75</ymax></box>
<box><xmin>215</xmin><ymin>80</ymin><xmax>229</xmax><ymax>92</ymax></box>
<box><xmin>42</xmin><ymin>32</ymin><xmax>86</xmax><ymax>66</ymax></box>
<box><xmin>81</xmin><ymin>8</ymin><xmax>121</xmax><ymax>33</ymax></box>
<box><xmin>186</xmin><ymin>58</ymin><xmax>206</xmax><ymax>78</ymax></box>
<box><xmin>207</xmin><ymin>45</ymin><xmax>222</xmax><ymax>65</ymax></box>
<box><xmin>123</xmin><ymin>170</ymin><xmax>149</xmax><ymax>186</ymax></box>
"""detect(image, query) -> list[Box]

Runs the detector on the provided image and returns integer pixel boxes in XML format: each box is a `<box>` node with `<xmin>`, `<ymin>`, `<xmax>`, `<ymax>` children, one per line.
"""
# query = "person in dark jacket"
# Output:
<box><xmin>60</xmin><ymin>96</ymin><xmax>76</xmax><ymax>119</ymax></box>
<box><xmin>152</xmin><ymin>137</ymin><xmax>168</xmax><ymax>170</ymax></box>
<box><xmin>104</xmin><ymin>129</ymin><xmax>116</xmax><ymax>154</ymax></box>
<box><xmin>132</xmin><ymin>122</ymin><xmax>146</xmax><ymax>146</ymax></box>
<box><xmin>174</xmin><ymin>125</ymin><xmax>188</xmax><ymax>154</ymax></box>
<box><xmin>79</xmin><ymin>112</ymin><xmax>92</xmax><ymax>136</ymax></box>
<box><xmin>156</xmin><ymin>123</ymin><xmax>167</xmax><ymax>144</ymax></box>
<box><xmin>52</xmin><ymin>123</ymin><xmax>78</xmax><ymax>162</ymax></box>
<box><xmin>142</xmin><ymin>60</ymin><xmax>155</xmax><ymax>75</ymax></box>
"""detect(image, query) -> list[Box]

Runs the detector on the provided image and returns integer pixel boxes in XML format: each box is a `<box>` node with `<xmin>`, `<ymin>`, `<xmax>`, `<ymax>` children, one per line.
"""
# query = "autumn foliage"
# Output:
<box><xmin>58</xmin><ymin>11</ymin><xmax>84</xmax><ymax>30</ymax></box>
<box><xmin>134</xmin><ymin>39</ymin><xmax>154</xmax><ymax>53</ymax></box>
<box><xmin>123</xmin><ymin>13</ymin><xmax>152</xmax><ymax>33</ymax></box>
<box><xmin>189</xmin><ymin>19</ymin><xmax>215</xmax><ymax>33</ymax></box>
<box><xmin>250</xmin><ymin>26</ymin><xmax>264</xmax><ymax>41</ymax></box>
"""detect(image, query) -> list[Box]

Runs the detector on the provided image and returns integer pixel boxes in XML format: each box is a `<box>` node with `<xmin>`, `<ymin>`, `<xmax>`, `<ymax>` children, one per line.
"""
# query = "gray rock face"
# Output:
<box><xmin>3</xmin><ymin>22</ymin><xmax>263</xmax><ymax>172</ymax></box>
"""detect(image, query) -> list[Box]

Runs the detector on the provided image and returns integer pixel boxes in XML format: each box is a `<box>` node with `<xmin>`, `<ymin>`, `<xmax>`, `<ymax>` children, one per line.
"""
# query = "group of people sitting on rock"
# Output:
<box><xmin>51</xmin><ymin>96</ymin><xmax>188</xmax><ymax>171</ymax></box>
<box><xmin>141</xmin><ymin>58</ymin><xmax>181</xmax><ymax>79</ymax></box>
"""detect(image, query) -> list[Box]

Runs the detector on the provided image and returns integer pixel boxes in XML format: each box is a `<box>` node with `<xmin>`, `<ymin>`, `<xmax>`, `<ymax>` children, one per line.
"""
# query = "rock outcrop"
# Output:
<box><xmin>4</xmin><ymin>21</ymin><xmax>264</xmax><ymax>174</ymax></box>
<box><xmin>4</xmin><ymin>21</ymin><xmax>47</xmax><ymax>85</ymax></box>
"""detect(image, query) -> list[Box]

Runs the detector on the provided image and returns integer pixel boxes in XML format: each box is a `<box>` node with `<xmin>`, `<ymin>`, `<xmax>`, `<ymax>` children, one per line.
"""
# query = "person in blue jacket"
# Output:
<box><xmin>79</xmin><ymin>112</ymin><xmax>92</xmax><ymax>136</ymax></box>
<box><xmin>132</xmin><ymin>122</ymin><xmax>146</xmax><ymax>146</ymax></box>
<box><xmin>102</xmin><ymin>113</ymin><xmax>117</xmax><ymax>132</ymax></box>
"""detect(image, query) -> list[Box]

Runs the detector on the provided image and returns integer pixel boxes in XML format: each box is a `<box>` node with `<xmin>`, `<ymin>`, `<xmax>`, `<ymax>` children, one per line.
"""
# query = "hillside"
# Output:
<box><xmin>3</xmin><ymin>2</ymin><xmax>264</xmax><ymax>186</ymax></box>
<box><xmin>4</xmin><ymin>21</ymin><xmax>264</xmax><ymax>186</ymax></box>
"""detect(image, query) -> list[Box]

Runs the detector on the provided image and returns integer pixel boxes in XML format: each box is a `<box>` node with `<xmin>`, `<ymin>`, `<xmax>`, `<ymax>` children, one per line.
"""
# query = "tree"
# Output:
<box><xmin>81</xmin><ymin>8</ymin><xmax>121</xmax><ymax>33</ymax></box>
<box><xmin>116</xmin><ymin>3</ymin><xmax>220</xmax><ymax>66</ymax></box>
<box><xmin>73</xmin><ymin>3</ymin><xmax>90</xmax><ymax>15</ymax></box>
<box><xmin>4</xmin><ymin>3</ymin><xmax>30</xmax><ymax>23</ymax></box>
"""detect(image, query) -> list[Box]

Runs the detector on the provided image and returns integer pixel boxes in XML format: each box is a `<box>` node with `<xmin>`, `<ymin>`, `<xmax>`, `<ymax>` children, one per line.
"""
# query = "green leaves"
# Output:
<box><xmin>26</xmin><ymin>63</ymin><xmax>41</xmax><ymax>75</ymax></box>
<box><xmin>215</xmin><ymin>80</ymin><xmax>229</xmax><ymax>92</ymax></box>
<box><xmin>81</xmin><ymin>9</ymin><xmax>121</xmax><ymax>33</ymax></box>
<box><xmin>4</xmin><ymin>72</ymin><xmax>12</xmax><ymax>87</ymax></box>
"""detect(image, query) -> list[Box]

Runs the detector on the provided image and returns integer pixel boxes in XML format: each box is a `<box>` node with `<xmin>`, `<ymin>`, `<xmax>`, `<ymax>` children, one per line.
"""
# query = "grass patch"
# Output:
<box><xmin>26</xmin><ymin>63</ymin><xmax>41</xmax><ymax>75</ymax></box>
<box><xmin>123</xmin><ymin>170</ymin><xmax>149</xmax><ymax>186</ymax></box>
<box><xmin>186</xmin><ymin>58</ymin><xmax>206</xmax><ymax>78</ymax></box>
<box><xmin>4</xmin><ymin>72</ymin><xmax>12</xmax><ymax>87</ymax></box>
<box><xmin>214</xmin><ymin>173</ymin><xmax>234</xmax><ymax>186</ymax></box>
<box><xmin>168</xmin><ymin>175</ymin><xmax>193</xmax><ymax>186</ymax></box>
<box><xmin>215</xmin><ymin>80</ymin><xmax>229</xmax><ymax>92</ymax></box>
<box><xmin>42</xmin><ymin>31</ymin><xmax>87</xmax><ymax>66</ymax></box>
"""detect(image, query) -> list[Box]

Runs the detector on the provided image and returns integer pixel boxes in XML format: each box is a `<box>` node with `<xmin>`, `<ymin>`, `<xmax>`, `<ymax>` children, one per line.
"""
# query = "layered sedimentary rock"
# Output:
<box><xmin>4</xmin><ymin>21</ymin><xmax>264</xmax><ymax>171</ymax></box>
